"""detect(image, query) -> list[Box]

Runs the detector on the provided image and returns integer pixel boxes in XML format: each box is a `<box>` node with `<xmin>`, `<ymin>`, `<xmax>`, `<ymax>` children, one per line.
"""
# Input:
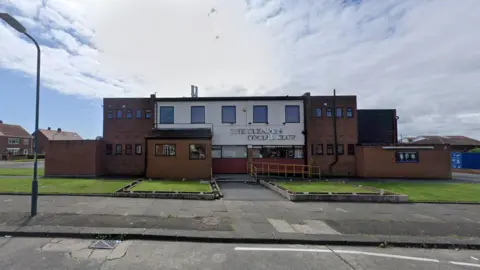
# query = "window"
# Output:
<box><xmin>253</xmin><ymin>105</ymin><xmax>268</xmax><ymax>123</ymax></box>
<box><xmin>191</xmin><ymin>106</ymin><xmax>205</xmax><ymax>124</ymax></box>
<box><xmin>327</xmin><ymin>144</ymin><xmax>334</xmax><ymax>155</ymax></box>
<box><xmin>159</xmin><ymin>106</ymin><xmax>174</xmax><ymax>124</ymax></box>
<box><xmin>222</xmin><ymin>106</ymin><xmax>236</xmax><ymax>123</ymax></box>
<box><xmin>6</xmin><ymin>148</ymin><xmax>20</xmax><ymax>155</ymax></box>
<box><xmin>135</xmin><ymin>144</ymin><xmax>142</xmax><ymax>155</ymax></box>
<box><xmin>126</xmin><ymin>109</ymin><xmax>133</xmax><ymax>119</ymax></box>
<box><xmin>155</xmin><ymin>144</ymin><xmax>176</xmax><ymax>156</ymax></box>
<box><xmin>221</xmin><ymin>145</ymin><xmax>247</xmax><ymax>158</ymax></box>
<box><xmin>212</xmin><ymin>146</ymin><xmax>222</xmax><ymax>158</ymax></box>
<box><xmin>314</xmin><ymin>144</ymin><xmax>323</xmax><ymax>155</ymax></box>
<box><xmin>190</xmin><ymin>144</ymin><xmax>206</xmax><ymax>160</ymax></box>
<box><xmin>136</xmin><ymin>109</ymin><xmax>142</xmax><ymax>119</ymax></box>
<box><xmin>105</xmin><ymin>144</ymin><xmax>113</xmax><ymax>155</ymax></box>
<box><xmin>107</xmin><ymin>110</ymin><xmax>113</xmax><ymax>119</ymax></box>
<box><xmin>116</xmin><ymin>109</ymin><xmax>123</xmax><ymax>119</ymax></box>
<box><xmin>8</xmin><ymin>138</ymin><xmax>19</xmax><ymax>145</ymax></box>
<box><xmin>253</xmin><ymin>146</ymin><xmax>303</xmax><ymax>159</ymax></box>
<box><xmin>115</xmin><ymin>144</ymin><xmax>122</xmax><ymax>155</ymax></box>
<box><xmin>326</xmin><ymin>107</ymin><xmax>332</xmax><ymax>118</ymax></box>
<box><xmin>336</xmin><ymin>107</ymin><xmax>343</xmax><ymax>118</ymax></box>
<box><xmin>315</xmin><ymin>108</ymin><xmax>322</xmax><ymax>118</ymax></box>
<box><xmin>347</xmin><ymin>144</ymin><xmax>355</xmax><ymax>155</ymax></box>
<box><xmin>285</xmin><ymin>105</ymin><xmax>300</xmax><ymax>123</ymax></box>
<box><xmin>125</xmin><ymin>144</ymin><xmax>133</xmax><ymax>155</ymax></box>
<box><xmin>346</xmin><ymin>107</ymin><xmax>354</xmax><ymax>118</ymax></box>
<box><xmin>145</xmin><ymin>110</ymin><xmax>151</xmax><ymax>119</ymax></box>
<box><xmin>23</xmin><ymin>138</ymin><xmax>29</xmax><ymax>145</ymax></box>
<box><xmin>337</xmin><ymin>144</ymin><xmax>344</xmax><ymax>155</ymax></box>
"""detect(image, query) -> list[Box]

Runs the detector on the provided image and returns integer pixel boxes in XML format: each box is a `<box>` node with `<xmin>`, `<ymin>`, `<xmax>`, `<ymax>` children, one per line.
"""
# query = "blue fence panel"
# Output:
<box><xmin>451</xmin><ymin>152</ymin><xmax>463</xmax><ymax>168</ymax></box>
<box><xmin>462</xmin><ymin>153</ymin><xmax>480</xmax><ymax>169</ymax></box>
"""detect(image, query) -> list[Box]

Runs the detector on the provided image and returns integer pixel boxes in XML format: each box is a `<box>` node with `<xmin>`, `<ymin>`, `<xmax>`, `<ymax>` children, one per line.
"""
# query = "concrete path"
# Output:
<box><xmin>1</xmin><ymin>237</ymin><xmax>480</xmax><ymax>269</ymax></box>
<box><xmin>1</xmin><ymin>195</ymin><xmax>480</xmax><ymax>247</ymax></box>
<box><xmin>218</xmin><ymin>182</ymin><xmax>285</xmax><ymax>201</ymax></box>
<box><xmin>0</xmin><ymin>160</ymin><xmax>44</xmax><ymax>169</ymax></box>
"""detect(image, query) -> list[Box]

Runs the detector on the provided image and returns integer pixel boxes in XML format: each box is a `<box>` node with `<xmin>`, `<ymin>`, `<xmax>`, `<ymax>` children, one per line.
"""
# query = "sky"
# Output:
<box><xmin>0</xmin><ymin>0</ymin><xmax>479</xmax><ymax>139</ymax></box>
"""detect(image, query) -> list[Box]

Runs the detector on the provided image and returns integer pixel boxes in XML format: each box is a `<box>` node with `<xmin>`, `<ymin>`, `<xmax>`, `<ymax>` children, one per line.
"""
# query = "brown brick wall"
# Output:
<box><xmin>356</xmin><ymin>146</ymin><xmax>452</xmax><ymax>179</ymax></box>
<box><xmin>35</xmin><ymin>132</ymin><xmax>49</xmax><ymax>154</ymax></box>
<box><xmin>45</xmin><ymin>140</ymin><xmax>103</xmax><ymax>177</ymax></box>
<box><xmin>103</xmin><ymin>97</ymin><xmax>155</xmax><ymax>176</ymax></box>
<box><xmin>0</xmin><ymin>136</ymin><xmax>33</xmax><ymax>158</ymax></box>
<box><xmin>305</xmin><ymin>95</ymin><xmax>358</xmax><ymax>176</ymax></box>
<box><xmin>146</xmin><ymin>139</ymin><xmax>212</xmax><ymax>179</ymax></box>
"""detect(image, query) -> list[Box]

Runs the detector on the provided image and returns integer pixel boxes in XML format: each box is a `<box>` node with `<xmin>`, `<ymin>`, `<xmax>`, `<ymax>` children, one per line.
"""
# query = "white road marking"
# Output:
<box><xmin>267</xmin><ymin>219</ymin><xmax>296</xmax><ymax>233</ymax></box>
<box><xmin>235</xmin><ymin>247</ymin><xmax>331</xmax><ymax>253</ymax></box>
<box><xmin>305</xmin><ymin>220</ymin><xmax>342</xmax><ymax>235</ymax></box>
<box><xmin>471</xmin><ymin>256</ymin><xmax>479</xmax><ymax>261</ymax></box>
<box><xmin>450</xmin><ymin>261</ymin><xmax>480</xmax><ymax>268</ymax></box>
<box><xmin>335</xmin><ymin>208</ymin><xmax>348</xmax><ymax>213</ymax></box>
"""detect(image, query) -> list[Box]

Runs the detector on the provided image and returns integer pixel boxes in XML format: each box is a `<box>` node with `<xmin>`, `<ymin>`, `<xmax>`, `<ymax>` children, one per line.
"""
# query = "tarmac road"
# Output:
<box><xmin>1</xmin><ymin>237</ymin><xmax>480</xmax><ymax>269</ymax></box>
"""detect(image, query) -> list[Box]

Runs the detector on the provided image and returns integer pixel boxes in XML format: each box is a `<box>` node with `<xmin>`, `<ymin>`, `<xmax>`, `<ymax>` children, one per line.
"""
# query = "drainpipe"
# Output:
<box><xmin>328</xmin><ymin>89</ymin><xmax>339</xmax><ymax>174</ymax></box>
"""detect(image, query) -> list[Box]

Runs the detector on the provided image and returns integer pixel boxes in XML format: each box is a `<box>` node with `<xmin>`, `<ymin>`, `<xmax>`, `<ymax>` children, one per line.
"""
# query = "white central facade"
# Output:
<box><xmin>155</xmin><ymin>100</ymin><xmax>305</xmax><ymax>146</ymax></box>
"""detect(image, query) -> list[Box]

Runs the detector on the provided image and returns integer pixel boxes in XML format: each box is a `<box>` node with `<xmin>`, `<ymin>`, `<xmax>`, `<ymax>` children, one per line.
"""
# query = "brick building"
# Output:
<box><xmin>0</xmin><ymin>120</ymin><xmax>33</xmax><ymax>159</ymax></box>
<box><xmin>34</xmin><ymin>127</ymin><xmax>83</xmax><ymax>154</ymax></box>
<box><xmin>45</xmin><ymin>91</ymin><xmax>451</xmax><ymax>179</ymax></box>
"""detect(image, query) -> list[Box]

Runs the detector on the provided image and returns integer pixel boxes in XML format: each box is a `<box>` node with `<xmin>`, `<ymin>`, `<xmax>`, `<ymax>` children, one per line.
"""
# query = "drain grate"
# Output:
<box><xmin>89</xmin><ymin>240</ymin><xmax>120</xmax><ymax>250</ymax></box>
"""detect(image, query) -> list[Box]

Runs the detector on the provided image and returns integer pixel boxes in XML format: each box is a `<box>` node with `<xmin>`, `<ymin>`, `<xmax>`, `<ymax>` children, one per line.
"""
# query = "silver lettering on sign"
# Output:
<box><xmin>230</xmin><ymin>128</ymin><xmax>295</xmax><ymax>141</ymax></box>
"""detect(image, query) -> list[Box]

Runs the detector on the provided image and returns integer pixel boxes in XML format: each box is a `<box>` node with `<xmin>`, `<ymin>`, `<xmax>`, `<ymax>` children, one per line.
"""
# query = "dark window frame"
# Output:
<box><xmin>189</xmin><ymin>144</ymin><xmax>207</xmax><ymax>160</ymax></box>
<box><xmin>253</xmin><ymin>105</ymin><xmax>268</xmax><ymax>123</ymax></box>
<box><xmin>221</xmin><ymin>106</ymin><xmax>236</xmax><ymax>123</ymax></box>
<box><xmin>105</xmin><ymin>144</ymin><xmax>113</xmax><ymax>155</ymax></box>
<box><xmin>314</xmin><ymin>144</ymin><xmax>323</xmax><ymax>155</ymax></box>
<box><xmin>326</xmin><ymin>144</ymin><xmax>334</xmax><ymax>155</ymax></box>
<box><xmin>126</xmin><ymin>109</ymin><xmax>133</xmax><ymax>119</ymax></box>
<box><xmin>116</xmin><ymin>109</ymin><xmax>123</xmax><ymax>119</ymax></box>
<box><xmin>159</xmin><ymin>106</ymin><xmax>174</xmax><ymax>124</ymax></box>
<box><xmin>107</xmin><ymin>110</ymin><xmax>113</xmax><ymax>119</ymax></box>
<box><xmin>336</xmin><ymin>107</ymin><xmax>344</xmax><ymax>118</ymax></box>
<box><xmin>315</xmin><ymin>108</ymin><xmax>322</xmax><ymax>118</ymax></box>
<box><xmin>285</xmin><ymin>105</ymin><xmax>300</xmax><ymax>123</ymax></box>
<box><xmin>135</xmin><ymin>144</ymin><xmax>142</xmax><ymax>155</ymax></box>
<box><xmin>326</xmin><ymin>107</ymin><xmax>333</xmax><ymax>118</ymax></box>
<box><xmin>125</xmin><ymin>144</ymin><xmax>133</xmax><ymax>155</ymax></box>
<box><xmin>155</xmin><ymin>144</ymin><xmax>176</xmax><ymax>156</ymax></box>
<box><xmin>115</xmin><ymin>144</ymin><xmax>122</xmax><ymax>155</ymax></box>
<box><xmin>346</xmin><ymin>107</ymin><xmax>354</xmax><ymax>118</ymax></box>
<box><xmin>135</xmin><ymin>109</ymin><xmax>142</xmax><ymax>119</ymax></box>
<box><xmin>337</xmin><ymin>144</ymin><xmax>344</xmax><ymax>155</ymax></box>
<box><xmin>191</xmin><ymin>106</ymin><xmax>206</xmax><ymax>124</ymax></box>
<box><xmin>145</xmin><ymin>109</ymin><xmax>151</xmax><ymax>119</ymax></box>
<box><xmin>347</xmin><ymin>144</ymin><xmax>355</xmax><ymax>155</ymax></box>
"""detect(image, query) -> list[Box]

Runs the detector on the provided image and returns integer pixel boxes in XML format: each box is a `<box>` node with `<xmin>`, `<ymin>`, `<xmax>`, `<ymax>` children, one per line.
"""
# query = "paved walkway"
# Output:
<box><xmin>1</xmin><ymin>195</ymin><xmax>480</xmax><ymax>246</ymax></box>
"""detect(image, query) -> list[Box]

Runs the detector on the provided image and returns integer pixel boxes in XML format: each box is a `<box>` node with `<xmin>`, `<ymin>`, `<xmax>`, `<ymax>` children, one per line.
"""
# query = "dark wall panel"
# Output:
<box><xmin>358</xmin><ymin>109</ymin><xmax>396</xmax><ymax>145</ymax></box>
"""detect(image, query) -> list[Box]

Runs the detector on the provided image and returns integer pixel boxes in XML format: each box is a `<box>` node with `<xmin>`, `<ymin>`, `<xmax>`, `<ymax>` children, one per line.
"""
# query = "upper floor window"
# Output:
<box><xmin>326</xmin><ymin>144</ymin><xmax>334</xmax><ymax>155</ymax></box>
<box><xmin>126</xmin><ymin>109</ymin><xmax>133</xmax><ymax>119</ymax></box>
<box><xmin>346</xmin><ymin>107</ymin><xmax>354</xmax><ymax>118</ymax></box>
<box><xmin>222</xmin><ymin>106</ymin><xmax>236</xmax><ymax>123</ymax></box>
<box><xmin>136</xmin><ymin>109</ymin><xmax>142</xmax><ymax>119</ymax></box>
<box><xmin>159</xmin><ymin>106</ymin><xmax>174</xmax><ymax>124</ymax></box>
<box><xmin>315</xmin><ymin>108</ymin><xmax>322</xmax><ymax>118</ymax></box>
<box><xmin>23</xmin><ymin>138</ymin><xmax>29</xmax><ymax>145</ymax></box>
<box><xmin>191</xmin><ymin>106</ymin><xmax>205</xmax><ymax>124</ymax></box>
<box><xmin>145</xmin><ymin>109</ymin><xmax>151</xmax><ymax>119</ymax></box>
<box><xmin>337</xmin><ymin>144</ymin><xmax>344</xmax><ymax>155</ymax></box>
<box><xmin>336</xmin><ymin>107</ymin><xmax>343</xmax><ymax>118</ymax></box>
<box><xmin>326</xmin><ymin>107</ymin><xmax>333</xmax><ymax>118</ymax></box>
<box><xmin>135</xmin><ymin>144</ymin><xmax>142</xmax><ymax>155</ymax></box>
<box><xmin>116</xmin><ymin>109</ymin><xmax>123</xmax><ymax>119</ymax></box>
<box><xmin>253</xmin><ymin>105</ymin><xmax>268</xmax><ymax>123</ymax></box>
<box><xmin>107</xmin><ymin>110</ymin><xmax>113</xmax><ymax>119</ymax></box>
<box><xmin>115</xmin><ymin>144</ymin><xmax>122</xmax><ymax>155</ymax></box>
<box><xmin>314</xmin><ymin>144</ymin><xmax>323</xmax><ymax>155</ymax></box>
<box><xmin>125</xmin><ymin>144</ymin><xmax>133</xmax><ymax>155</ymax></box>
<box><xmin>285</xmin><ymin>105</ymin><xmax>300</xmax><ymax>123</ymax></box>
<box><xmin>8</xmin><ymin>138</ymin><xmax>19</xmax><ymax>145</ymax></box>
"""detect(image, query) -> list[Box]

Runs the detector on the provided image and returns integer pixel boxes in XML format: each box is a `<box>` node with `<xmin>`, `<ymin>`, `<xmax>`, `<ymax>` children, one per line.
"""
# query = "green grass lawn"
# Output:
<box><xmin>131</xmin><ymin>180</ymin><xmax>212</xmax><ymax>193</ymax></box>
<box><xmin>12</xmin><ymin>158</ymin><xmax>44</xmax><ymax>162</ymax></box>
<box><xmin>277</xmin><ymin>181</ymin><xmax>373</xmax><ymax>193</ymax></box>
<box><xmin>0</xmin><ymin>168</ymin><xmax>44</xmax><ymax>176</ymax></box>
<box><xmin>357</xmin><ymin>182</ymin><xmax>480</xmax><ymax>202</ymax></box>
<box><xmin>0</xmin><ymin>178</ymin><xmax>133</xmax><ymax>194</ymax></box>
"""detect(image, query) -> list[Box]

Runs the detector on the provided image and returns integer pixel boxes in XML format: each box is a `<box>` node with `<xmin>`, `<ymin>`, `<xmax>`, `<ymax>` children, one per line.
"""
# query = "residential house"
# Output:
<box><xmin>35</xmin><ymin>127</ymin><xmax>83</xmax><ymax>154</ymax></box>
<box><xmin>0</xmin><ymin>120</ymin><xmax>33</xmax><ymax>159</ymax></box>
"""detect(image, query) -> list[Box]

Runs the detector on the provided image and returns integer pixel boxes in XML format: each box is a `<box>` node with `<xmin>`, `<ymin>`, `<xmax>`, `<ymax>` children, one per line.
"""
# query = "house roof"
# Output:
<box><xmin>404</xmin><ymin>136</ymin><xmax>480</xmax><ymax>146</ymax></box>
<box><xmin>39</xmin><ymin>129</ymin><xmax>83</xmax><ymax>140</ymax></box>
<box><xmin>0</xmin><ymin>123</ymin><xmax>32</xmax><ymax>138</ymax></box>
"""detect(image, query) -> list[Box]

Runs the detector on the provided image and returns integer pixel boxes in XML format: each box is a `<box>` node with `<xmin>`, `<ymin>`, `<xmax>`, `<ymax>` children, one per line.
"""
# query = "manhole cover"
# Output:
<box><xmin>89</xmin><ymin>240</ymin><xmax>120</xmax><ymax>250</ymax></box>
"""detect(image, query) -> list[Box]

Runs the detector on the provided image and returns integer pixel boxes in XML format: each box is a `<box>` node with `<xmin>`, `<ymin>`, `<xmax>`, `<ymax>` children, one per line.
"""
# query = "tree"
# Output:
<box><xmin>469</xmin><ymin>148</ymin><xmax>480</xmax><ymax>153</ymax></box>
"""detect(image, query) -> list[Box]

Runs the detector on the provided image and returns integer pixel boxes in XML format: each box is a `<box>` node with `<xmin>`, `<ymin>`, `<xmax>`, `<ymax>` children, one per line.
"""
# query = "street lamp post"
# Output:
<box><xmin>1</xmin><ymin>13</ymin><xmax>41</xmax><ymax>216</ymax></box>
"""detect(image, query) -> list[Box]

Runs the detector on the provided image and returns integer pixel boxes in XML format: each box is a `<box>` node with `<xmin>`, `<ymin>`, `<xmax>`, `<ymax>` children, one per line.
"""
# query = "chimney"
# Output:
<box><xmin>47</xmin><ymin>127</ymin><xmax>51</xmax><ymax>130</ymax></box>
<box><xmin>191</xmin><ymin>85</ymin><xmax>198</xmax><ymax>98</ymax></box>
<box><xmin>57</xmin><ymin>128</ymin><xmax>61</xmax><ymax>132</ymax></box>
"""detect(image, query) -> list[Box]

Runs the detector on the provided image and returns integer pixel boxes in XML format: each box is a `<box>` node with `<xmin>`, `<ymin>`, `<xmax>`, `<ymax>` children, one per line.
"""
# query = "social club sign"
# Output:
<box><xmin>230</xmin><ymin>128</ymin><xmax>296</xmax><ymax>141</ymax></box>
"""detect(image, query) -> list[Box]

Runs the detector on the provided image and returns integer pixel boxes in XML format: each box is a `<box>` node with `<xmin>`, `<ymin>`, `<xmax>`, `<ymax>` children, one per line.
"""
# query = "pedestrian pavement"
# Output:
<box><xmin>1</xmin><ymin>195</ymin><xmax>480</xmax><ymax>247</ymax></box>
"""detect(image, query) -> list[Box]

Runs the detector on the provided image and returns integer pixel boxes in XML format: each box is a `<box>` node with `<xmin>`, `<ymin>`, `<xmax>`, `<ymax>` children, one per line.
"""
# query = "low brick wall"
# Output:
<box><xmin>114</xmin><ymin>192</ymin><xmax>216</xmax><ymax>200</ymax></box>
<box><xmin>260</xmin><ymin>180</ymin><xmax>408</xmax><ymax>202</ymax></box>
<box><xmin>453</xmin><ymin>168</ymin><xmax>480</xmax><ymax>174</ymax></box>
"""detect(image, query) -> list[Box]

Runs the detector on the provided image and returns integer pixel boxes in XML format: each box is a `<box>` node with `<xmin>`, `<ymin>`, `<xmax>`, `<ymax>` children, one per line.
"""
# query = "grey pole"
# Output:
<box><xmin>0</xmin><ymin>13</ymin><xmax>41</xmax><ymax>216</ymax></box>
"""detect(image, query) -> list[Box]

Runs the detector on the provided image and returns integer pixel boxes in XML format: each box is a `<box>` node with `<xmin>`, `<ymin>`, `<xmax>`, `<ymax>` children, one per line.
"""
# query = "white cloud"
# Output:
<box><xmin>0</xmin><ymin>0</ymin><xmax>480</xmax><ymax>138</ymax></box>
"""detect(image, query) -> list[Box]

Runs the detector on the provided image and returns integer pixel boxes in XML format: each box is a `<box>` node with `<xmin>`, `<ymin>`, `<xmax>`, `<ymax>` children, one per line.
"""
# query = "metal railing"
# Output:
<box><xmin>248</xmin><ymin>161</ymin><xmax>322</xmax><ymax>179</ymax></box>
